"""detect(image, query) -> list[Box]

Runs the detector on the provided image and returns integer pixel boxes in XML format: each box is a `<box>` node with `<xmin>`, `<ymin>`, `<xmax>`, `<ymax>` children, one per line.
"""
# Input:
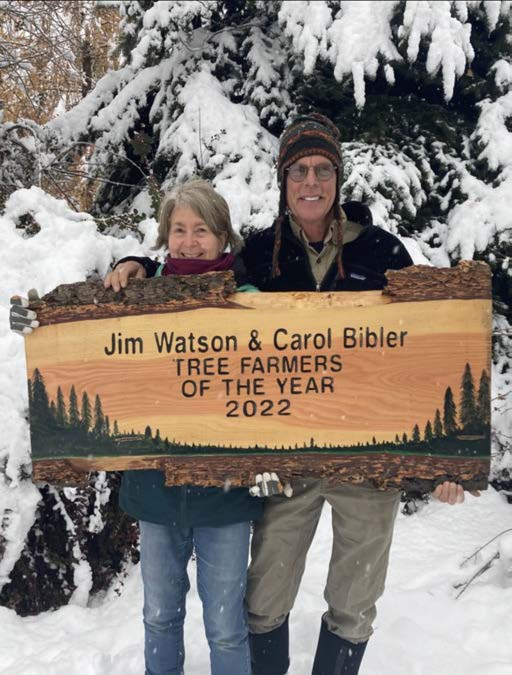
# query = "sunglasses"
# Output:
<box><xmin>286</xmin><ymin>163</ymin><xmax>336</xmax><ymax>182</ymax></box>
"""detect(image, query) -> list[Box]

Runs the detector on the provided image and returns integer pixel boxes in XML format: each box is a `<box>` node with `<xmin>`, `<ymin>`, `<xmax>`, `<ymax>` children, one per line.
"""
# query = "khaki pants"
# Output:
<box><xmin>246</xmin><ymin>479</ymin><xmax>400</xmax><ymax>643</ymax></box>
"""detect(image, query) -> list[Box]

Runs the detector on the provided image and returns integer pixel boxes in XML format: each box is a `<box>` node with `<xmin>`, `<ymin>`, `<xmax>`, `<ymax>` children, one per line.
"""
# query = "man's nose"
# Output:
<box><xmin>304</xmin><ymin>166</ymin><xmax>319</xmax><ymax>185</ymax></box>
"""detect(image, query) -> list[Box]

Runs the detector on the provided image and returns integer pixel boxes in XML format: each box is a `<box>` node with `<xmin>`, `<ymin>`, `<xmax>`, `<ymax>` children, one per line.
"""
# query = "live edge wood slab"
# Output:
<box><xmin>26</xmin><ymin>261</ymin><xmax>491</xmax><ymax>492</ymax></box>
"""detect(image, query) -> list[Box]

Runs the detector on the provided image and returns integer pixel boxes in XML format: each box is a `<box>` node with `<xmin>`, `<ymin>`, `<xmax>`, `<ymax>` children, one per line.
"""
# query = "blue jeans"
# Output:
<box><xmin>140</xmin><ymin>519</ymin><xmax>251</xmax><ymax>675</ymax></box>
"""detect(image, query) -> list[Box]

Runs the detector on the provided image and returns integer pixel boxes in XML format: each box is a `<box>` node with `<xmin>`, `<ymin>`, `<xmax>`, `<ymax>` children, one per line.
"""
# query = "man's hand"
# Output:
<box><xmin>9</xmin><ymin>289</ymin><xmax>40</xmax><ymax>335</ymax></box>
<box><xmin>104</xmin><ymin>261</ymin><xmax>147</xmax><ymax>292</ymax></box>
<box><xmin>433</xmin><ymin>481</ymin><xmax>481</xmax><ymax>505</ymax></box>
<box><xmin>249</xmin><ymin>472</ymin><xmax>293</xmax><ymax>498</ymax></box>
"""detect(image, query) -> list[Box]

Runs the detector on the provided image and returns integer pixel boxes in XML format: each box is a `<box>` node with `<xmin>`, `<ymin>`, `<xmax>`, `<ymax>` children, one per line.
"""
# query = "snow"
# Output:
<box><xmin>498</xmin><ymin>532</ymin><xmax>512</xmax><ymax>580</ymax></box>
<box><xmin>0</xmin><ymin>188</ymin><xmax>158</xmax><ymax>589</ymax></box>
<box><xmin>157</xmin><ymin>69</ymin><xmax>279</xmax><ymax>230</ymax></box>
<box><xmin>341</xmin><ymin>142</ymin><xmax>427</xmax><ymax>233</ymax></box>
<box><xmin>418</xmin><ymin>82</ymin><xmax>512</xmax><ymax>272</ymax></box>
<box><xmin>403</xmin><ymin>0</ymin><xmax>474</xmax><ymax>102</ymax></box>
<box><xmin>276</xmin><ymin>1</ymin><xmax>505</xmax><ymax>108</ymax></box>
<box><xmin>279</xmin><ymin>1</ymin><xmax>333</xmax><ymax>75</ymax></box>
<box><xmin>1</xmin><ymin>490</ymin><xmax>512</xmax><ymax>674</ymax></box>
<box><xmin>328</xmin><ymin>1</ymin><xmax>402</xmax><ymax>109</ymax></box>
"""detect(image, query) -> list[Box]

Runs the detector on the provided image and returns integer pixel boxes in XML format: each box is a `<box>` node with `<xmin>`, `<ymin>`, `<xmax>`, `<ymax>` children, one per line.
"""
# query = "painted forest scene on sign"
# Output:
<box><xmin>25</xmin><ymin>262</ymin><xmax>491</xmax><ymax>492</ymax></box>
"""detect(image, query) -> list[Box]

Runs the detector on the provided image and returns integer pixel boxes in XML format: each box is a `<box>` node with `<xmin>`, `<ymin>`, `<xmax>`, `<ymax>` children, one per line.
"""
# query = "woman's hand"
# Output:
<box><xmin>104</xmin><ymin>261</ymin><xmax>147</xmax><ymax>292</ymax></box>
<box><xmin>9</xmin><ymin>290</ymin><xmax>40</xmax><ymax>335</ymax></box>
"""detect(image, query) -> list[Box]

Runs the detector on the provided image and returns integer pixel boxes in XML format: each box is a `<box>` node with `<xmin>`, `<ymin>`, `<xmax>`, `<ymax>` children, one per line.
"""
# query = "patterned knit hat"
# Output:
<box><xmin>277</xmin><ymin>113</ymin><xmax>342</xmax><ymax>185</ymax></box>
<box><xmin>272</xmin><ymin>113</ymin><xmax>345</xmax><ymax>279</ymax></box>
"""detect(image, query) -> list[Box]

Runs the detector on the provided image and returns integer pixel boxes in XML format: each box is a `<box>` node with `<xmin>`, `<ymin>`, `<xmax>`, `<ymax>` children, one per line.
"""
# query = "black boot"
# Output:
<box><xmin>311</xmin><ymin>619</ymin><xmax>367</xmax><ymax>675</ymax></box>
<box><xmin>249</xmin><ymin>615</ymin><xmax>290</xmax><ymax>675</ymax></box>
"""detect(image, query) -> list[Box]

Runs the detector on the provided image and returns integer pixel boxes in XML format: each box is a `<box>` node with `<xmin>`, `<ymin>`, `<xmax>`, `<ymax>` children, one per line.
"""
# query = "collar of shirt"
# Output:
<box><xmin>288</xmin><ymin>214</ymin><xmax>364</xmax><ymax>250</ymax></box>
<box><xmin>288</xmin><ymin>216</ymin><xmax>337</xmax><ymax>286</ymax></box>
<box><xmin>289</xmin><ymin>216</ymin><xmax>336</xmax><ymax>252</ymax></box>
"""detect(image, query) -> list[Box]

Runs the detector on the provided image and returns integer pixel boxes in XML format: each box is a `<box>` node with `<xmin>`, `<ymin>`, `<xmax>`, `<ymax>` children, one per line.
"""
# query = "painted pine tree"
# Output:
<box><xmin>477</xmin><ymin>369</ymin><xmax>491</xmax><ymax>430</ymax></box>
<box><xmin>460</xmin><ymin>363</ymin><xmax>477</xmax><ymax>433</ymax></box>
<box><xmin>68</xmin><ymin>385</ymin><xmax>80</xmax><ymax>428</ymax></box>
<box><xmin>93</xmin><ymin>394</ymin><xmax>105</xmax><ymax>436</ymax></box>
<box><xmin>434</xmin><ymin>409</ymin><xmax>443</xmax><ymax>439</ymax></box>
<box><xmin>55</xmin><ymin>386</ymin><xmax>68</xmax><ymax>427</ymax></box>
<box><xmin>443</xmin><ymin>387</ymin><xmax>458</xmax><ymax>437</ymax></box>
<box><xmin>81</xmin><ymin>391</ymin><xmax>92</xmax><ymax>432</ymax></box>
<box><xmin>424</xmin><ymin>421</ymin><xmax>434</xmax><ymax>443</ymax></box>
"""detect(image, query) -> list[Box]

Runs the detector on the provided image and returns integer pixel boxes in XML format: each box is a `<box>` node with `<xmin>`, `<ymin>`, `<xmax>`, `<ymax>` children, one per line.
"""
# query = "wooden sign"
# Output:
<box><xmin>25</xmin><ymin>261</ymin><xmax>492</xmax><ymax>492</ymax></box>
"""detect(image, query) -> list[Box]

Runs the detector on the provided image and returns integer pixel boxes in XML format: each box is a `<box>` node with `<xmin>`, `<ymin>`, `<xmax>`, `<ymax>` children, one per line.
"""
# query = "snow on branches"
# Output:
<box><xmin>279</xmin><ymin>0</ymin><xmax>510</xmax><ymax>107</ymax></box>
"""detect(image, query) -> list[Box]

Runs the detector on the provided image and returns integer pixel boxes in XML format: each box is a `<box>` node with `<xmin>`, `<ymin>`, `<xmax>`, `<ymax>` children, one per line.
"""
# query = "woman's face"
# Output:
<box><xmin>168</xmin><ymin>205</ymin><xmax>224</xmax><ymax>260</ymax></box>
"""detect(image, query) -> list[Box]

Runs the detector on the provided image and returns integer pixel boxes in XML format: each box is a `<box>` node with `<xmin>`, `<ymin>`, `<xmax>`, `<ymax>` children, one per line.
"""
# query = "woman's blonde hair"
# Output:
<box><xmin>154</xmin><ymin>178</ymin><xmax>243</xmax><ymax>253</ymax></box>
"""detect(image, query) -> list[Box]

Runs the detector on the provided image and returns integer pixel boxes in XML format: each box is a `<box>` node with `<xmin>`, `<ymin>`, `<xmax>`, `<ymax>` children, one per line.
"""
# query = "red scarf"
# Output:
<box><xmin>161</xmin><ymin>253</ymin><xmax>236</xmax><ymax>276</ymax></box>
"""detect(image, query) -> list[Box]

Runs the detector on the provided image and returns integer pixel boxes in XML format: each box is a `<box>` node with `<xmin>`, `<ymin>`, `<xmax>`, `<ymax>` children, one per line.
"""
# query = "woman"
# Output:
<box><xmin>110</xmin><ymin>179</ymin><xmax>262</xmax><ymax>675</ymax></box>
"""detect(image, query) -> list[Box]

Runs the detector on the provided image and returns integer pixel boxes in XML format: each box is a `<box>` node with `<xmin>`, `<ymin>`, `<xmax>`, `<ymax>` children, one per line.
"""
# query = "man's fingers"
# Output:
<box><xmin>283</xmin><ymin>482</ymin><xmax>293</xmax><ymax>498</ymax></box>
<box><xmin>269</xmin><ymin>472</ymin><xmax>283</xmax><ymax>496</ymax></box>
<box><xmin>261</xmin><ymin>472</ymin><xmax>271</xmax><ymax>497</ymax></box>
<box><xmin>249</xmin><ymin>474</ymin><xmax>264</xmax><ymax>497</ymax></box>
<box><xmin>448</xmin><ymin>482</ymin><xmax>458</xmax><ymax>504</ymax></box>
<box><xmin>250</xmin><ymin>472</ymin><xmax>286</xmax><ymax>498</ymax></box>
<box><xmin>434</xmin><ymin>481</ymin><xmax>466</xmax><ymax>504</ymax></box>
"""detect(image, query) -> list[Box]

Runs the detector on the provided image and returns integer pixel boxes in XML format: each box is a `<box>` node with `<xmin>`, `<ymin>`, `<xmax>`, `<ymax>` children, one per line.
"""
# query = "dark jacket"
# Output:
<box><xmin>120</xmin><ymin>470</ymin><xmax>262</xmax><ymax>528</ymax></box>
<box><xmin>119</xmin><ymin>256</ymin><xmax>262</xmax><ymax>528</ymax></box>
<box><xmin>239</xmin><ymin>216</ymin><xmax>413</xmax><ymax>293</ymax></box>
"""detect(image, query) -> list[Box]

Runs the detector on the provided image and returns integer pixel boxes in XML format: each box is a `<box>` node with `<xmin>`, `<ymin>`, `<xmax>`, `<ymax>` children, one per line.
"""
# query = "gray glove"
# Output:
<box><xmin>249</xmin><ymin>472</ymin><xmax>293</xmax><ymax>498</ymax></box>
<box><xmin>9</xmin><ymin>289</ymin><xmax>40</xmax><ymax>335</ymax></box>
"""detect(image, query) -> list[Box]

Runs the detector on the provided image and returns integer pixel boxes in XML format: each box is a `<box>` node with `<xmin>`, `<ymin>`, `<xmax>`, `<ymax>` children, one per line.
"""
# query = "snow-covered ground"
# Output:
<box><xmin>1</xmin><ymin>489</ymin><xmax>512</xmax><ymax>675</ymax></box>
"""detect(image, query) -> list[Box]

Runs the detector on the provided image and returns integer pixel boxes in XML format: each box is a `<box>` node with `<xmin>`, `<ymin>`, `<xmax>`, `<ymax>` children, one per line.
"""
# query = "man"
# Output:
<box><xmin>238</xmin><ymin>113</ymin><xmax>412</xmax><ymax>675</ymax></box>
<box><xmin>92</xmin><ymin>113</ymin><xmax>471</xmax><ymax>675</ymax></box>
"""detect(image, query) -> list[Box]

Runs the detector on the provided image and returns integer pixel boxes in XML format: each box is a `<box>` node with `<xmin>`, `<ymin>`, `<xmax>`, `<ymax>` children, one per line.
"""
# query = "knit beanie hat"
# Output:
<box><xmin>277</xmin><ymin>113</ymin><xmax>342</xmax><ymax>184</ymax></box>
<box><xmin>272</xmin><ymin>113</ymin><xmax>345</xmax><ymax>279</ymax></box>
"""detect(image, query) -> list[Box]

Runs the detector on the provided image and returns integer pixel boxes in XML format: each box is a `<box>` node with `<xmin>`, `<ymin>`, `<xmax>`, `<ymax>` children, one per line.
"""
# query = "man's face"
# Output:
<box><xmin>285</xmin><ymin>154</ymin><xmax>337</xmax><ymax>238</ymax></box>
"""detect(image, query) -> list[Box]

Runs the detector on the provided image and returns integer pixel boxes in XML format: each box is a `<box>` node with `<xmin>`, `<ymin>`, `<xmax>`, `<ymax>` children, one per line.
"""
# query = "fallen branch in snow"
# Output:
<box><xmin>455</xmin><ymin>527</ymin><xmax>512</xmax><ymax>599</ymax></box>
<box><xmin>460</xmin><ymin>527</ymin><xmax>512</xmax><ymax>567</ymax></box>
<box><xmin>454</xmin><ymin>552</ymin><xmax>500</xmax><ymax>599</ymax></box>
